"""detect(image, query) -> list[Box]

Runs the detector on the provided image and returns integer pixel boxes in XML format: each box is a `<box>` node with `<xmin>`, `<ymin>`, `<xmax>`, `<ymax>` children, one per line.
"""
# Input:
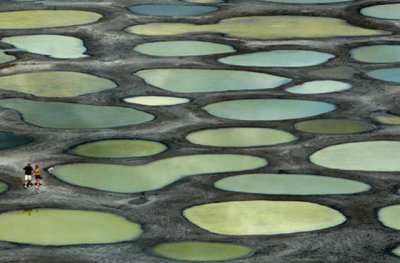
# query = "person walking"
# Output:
<box><xmin>22</xmin><ymin>163</ymin><xmax>33</xmax><ymax>188</ymax></box>
<box><xmin>33</xmin><ymin>165</ymin><xmax>42</xmax><ymax>188</ymax></box>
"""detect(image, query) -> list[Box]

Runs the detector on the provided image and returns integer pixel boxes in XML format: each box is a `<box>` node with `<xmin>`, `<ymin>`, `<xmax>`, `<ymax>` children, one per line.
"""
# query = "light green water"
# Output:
<box><xmin>0</xmin><ymin>51</ymin><xmax>16</xmax><ymax>64</ymax></box>
<box><xmin>310</xmin><ymin>141</ymin><xmax>400</xmax><ymax>171</ymax></box>
<box><xmin>285</xmin><ymin>80</ymin><xmax>351</xmax><ymax>94</ymax></box>
<box><xmin>126</xmin><ymin>16</ymin><xmax>387</xmax><ymax>40</ymax></box>
<box><xmin>0</xmin><ymin>181</ymin><xmax>7</xmax><ymax>193</ymax></box>
<box><xmin>392</xmin><ymin>247</ymin><xmax>400</xmax><ymax>257</ymax></box>
<box><xmin>184</xmin><ymin>200</ymin><xmax>346</xmax><ymax>235</ymax></box>
<box><xmin>183</xmin><ymin>0</ymin><xmax>224</xmax><ymax>3</ymax></box>
<box><xmin>186</xmin><ymin>127</ymin><xmax>297</xmax><ymax>147</ymax></box>
<box><xmin>378</xmin><ymin>205</ymin><xmax>400</xmax><ymax>230</ymax></box>
<box><xmin>0</xmin><ymin>99</ymin><xmax>154</xmax><ymax>129</ymax></box>
<box><xmin>0</xmin><ymin>71</ymin><xmax>116</xmax><ymax>97</ymax></box>
<box><xmin>262</xmin><ymin>0</ymin><xmax>351</xmax><ymax>3</ymax></box>
<box><xmin>71</xmin><ymin>139</ymin><xmax>167</xmax><ymax>158</ymax></box>
<box><xmin>309</xmin><ymin>66</ymin><xmax>358</xmax><ymax>79</ymax></box>
<box><xmin>0</xmin><ymin>10</ymin><xmax>102</xmax><ymax>29</ymax></box>
<box><xmin>367</xmin><ymin>68</ymin><xmax>400</xmax><ymax>83</ymax></box>
<box><xmin>215</xmin><ymin>173</ymin><xmax>370</xmax><ymax>195</ymax></box>
<box><xmin>51</xmin><ymin>154</ymin><xmax>267</xmax><ymax>193</ymax></box>
<box><xmin>135</xmin><ymin>69</ymin><xmax>291</xmax><ymax>93</ymax></box>
<box><xmin>0</xmin><ymin>209</ymin><xmax>142</xmax><ymax>245</ymax></box>
<box><xmin>203</xmin><ymin>99</ymin><xmax>336</xmax><ymax>121</ymax></box>
<box><xmin>124</xmin><ymin>96</ymin><xmax>190</xmax><ymax>106</ymax></box>
<box><xmin>294</xmin><ymin>119</ymin><xmax>375</xmax><ymax>134</ymax></box>
<box><xmin>152</xmin><ymin>241</ymin><xmax>254</xmax><ymax>261</ymax></box>
<box><xmin>1</xmin><ymin>35</ymin><xmax>87</xmax><ymax>59</ymax></box>
<box><xmin>134</xmin><ymin>41</ymin><xmax>235</xmax><ymax>57</ymax></box>
<box><xmin>361</xmin><ymin>4</ymin><xmax>400</xmax><ymax>20</ymax></box>
<box><xmin>372</xmin><ymin>112</ymin><xmax>400</xmax><ymax>125</ymax></box>
<box><xmin>350</xmin><ymin>45</ymin><xmax>400</xmax><ymax>63</ymax></box>
<box><xmin>129</xmin><ymin>4</ymin><xmax>218</xmax><ymax>16</ymax></box>
<box><xmin>219</xmin><ymin>50</ymin><xmax>334</xmax><ymax>67</ymax></box>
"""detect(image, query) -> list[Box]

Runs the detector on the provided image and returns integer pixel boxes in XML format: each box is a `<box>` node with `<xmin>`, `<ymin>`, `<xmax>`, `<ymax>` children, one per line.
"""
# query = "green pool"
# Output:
<box><xmin>0</xmin><ymin>209</ymin><xmax>142</xmax><ymax>245</ymax></box>
<box><xmin>285</xmin><ymin>80</ymin><xmax>351</xmax><ymax>94</ymax></box>
<box><xmin>135</xmin><ymin>69</ymin><xmax>291</xmax><ymax>93</ymax></box>
<box><xmin>151</xmin><ymin>241</ymin><xmax>254</xmax><ymax>261</ymax></box>
<box><xmin>0</xmin><ymin>131</ymin><xmax>33</xmax><ymax>150</ymax></box>
<box><xmin>294</xmin><ymin>119</ymin><xmax>375</xmax><ymax>134</ymax></box>
<box><xmin>0</xmin><ymin>99</ymin><xmax>154</xmax><ymax>129</ymax></box>
<box><xmin>134</xmin><ymin>41</ymin><xmax>235</xmax><ymax>57</ymax></box>
<box><xmin>378</xmin><ymin>205</ymin><xmax>400</xmax><ymax>230</ymax></box>
<box><xmin>350</xmin><ymin>45</ymin><xmax>400</xmax><ymax>63</ymax></box>
<box><xmin>310</xmin><ymin>141</ymin><xmax>400</xmax><ymax>171</ymax></box>
<box><xmin>184</xmin><ymin>200</ymin><xmax>346</xmax><ymax>235</ymax></box>
<box><xmin>219</xmin><ymin>50</ymin><xmax>334</xmax><ymax>67</ymax></box>
<box><xmin>50</xmin><ymin>154</ymin><xmax>267</xmax><ymax>193</ymax></box>
<box><xmin>126</xmin><ymin>16</ymin><xmax>387</xmax><ymax>40</ymax></box>
<box><xmin>124</xmin><ymin>96</ymin><xmax>190</xmax><ymax>106</ymax></box>
<box><xmin>0</xmin><ymin>10</ymin><xmax>102</xmax><ymax>29</ymax></box>
<box><xmin>186</xmin><ymin>127</ymin><xmax>297</xmax><ymax>147</ymax></box>
<box><xmin>1</xmin><ymin>35</ymin><xmax>87</xmax><ymax>59</ymax></box>
<box><xmin>0</xmin><ymin>51</ymin><xmax>16</xmax><ymax>64</ymax></box>
<box><xmin>203</xmin><ymin>99</ymin><xmax>336</xmax><ymax>121</ymax></box>
<box><xmin>361</xmin><ymin>4</ymin><xmax>400</xmax><ymax>20</ymax></box>
<box><xmin>215</xmin><ymin>173</ymin><xmax>370</xmax><ymax>195</ymax></box>
<box><xmin>70</xmin><ymin>139</ymin><xmax>167</xmax><ymax>158</ymax></box>
<box><xmin>0</xmin><ymin>71</ymin><xmax>116</xmax><ymax>97</ymax></box>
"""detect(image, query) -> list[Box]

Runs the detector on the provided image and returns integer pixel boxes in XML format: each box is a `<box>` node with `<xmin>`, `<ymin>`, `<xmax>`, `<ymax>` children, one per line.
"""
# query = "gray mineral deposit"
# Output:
<box><xmin>0</xmin><ymin>0</ymin><xmax>399</xmax><ymax>262</ymax></box>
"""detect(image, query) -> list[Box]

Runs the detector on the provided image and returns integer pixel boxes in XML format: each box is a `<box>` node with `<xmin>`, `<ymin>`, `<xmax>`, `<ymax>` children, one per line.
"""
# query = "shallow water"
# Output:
<box><xmin>0</xmin><ymin>99</ymin><xmax>154</xmax><ymax>129</ymax></box>
<box><xmin>71</xmin><ymin>139</ymin><xmax>167</xmax><ymax>158</ymax></box>
<box><xmin>126</xmin><ymin>16</ymin><xmax>387</xmax><ymax>40</ymax></box>
<box><xmin>129</xmin><ymin>4</ymin><xmax>217</xmax><ymax>16</ymax></box>
<box><xmin>361</xmin><ymin>4</ymin><xmax>400</xmax><ymax>20</ymax></box>
<box><xmin>0</xmin><ymin>10</ymin><xmax>102</xmax><ymax>29</ymax></box>
<box><xmin>350</xmin><ymin>45</ymin><xmax>400</xmax><ymax>63</ymax></box>
<box><xmin>294</xmin><ymin>119</ymin><xmax>375</xmax><ymax>134</ymax></box>
<box><xmin>219</xmin><ymin>50</ymin><xmax>334</xmax><ymax>67</ymax></box>
<box><xmin>135</xmin><ymin>69</ymin><xmax>291</xmax><ymax>93</ymax></box>
<box><xmin>134</xmin><ymin>41</ymin><xmax>235</xmax><ymax>57</ymax></box>
<box><xmin>378</xmin><ymin>205</ymin><xmax>400</xmax><ymax>230</ymax></box>
<box><xmin>184</xmin><ymin>200</ymin><xmax>346</xmax><ymax>235</ymax></box>
<box><xmin>50</xmin><ymin>154</ymin><xmax>267</xmax><ymax>193</ymax></box>
<box><xmin>215</xmin><ymin>173</ymin><xmax>370</xmax><ymax>195</ymax></box>
<box><xmin>0</xmin><ymin>131</ymin><xmax>32</xmax><ymax>149</ymax></box>
<box><xmin>0</xmin><ymin>51</ymin><xmax>16</xmax><ymax>64</ymax></box>
<box><xmin>0</xmin><ymin>209</ymin><xmax>141</xmax><ymax>245</ymax></box>
<box><xmin>203</xmin><ymin>99</ymin><xmax>336</xmax><ymax>121</ymax></box>
<box><xmin>262</xmin><ymin>0</ymin><xmax>351</xmax><ymax>3</ymax></box>
<box><xmin>285</xmin><ymin>80</ymin><xmax>351</xmax><ymax>94</ymax></box>
<box><xmin>186</xmin><ymin>127</ymin><xmax>297</xmax><ymax>147</ymax></box>
<box><xmin>392</xmin><ymin>247</ymin><xmax>400</xmax><ymax>257</ymax></box>
<box><xmin>372</xmin><ymin>112</ymin><xmax>400</xmax><ymax>125</ymax></box>
<box><xmin>151</xmin><ymin>241</ymin><xmax>254</xmax><ymax>261</ymax></box>
<box><xmin>183</xmin><ymin>0</ymin><xmax>224</xmax><ymax>3</ymax></box>
<box><xmin>1</xmin><ymin>35</ymin><xmax>88</xmax><ymax>59</ymax></box>
<box><xmin>0</xmin><ymin>181</ymin><xmax>7</xmax><ymax>194</ymax></box>
<box><xmin>367</xmin><ymin>68</ymin><xmax>400</xmax><ymax>83</ymax></box>
<box><xmin>0</xmin><ymin>71</ymin><xmax>116</xmax><ymax>97</ymax></box>
<box><xmin>310</xmin><ymin>141</ymin><xmax>400</xmax><ymax>171</ymax></box>
<box><xmin>124</xmin><ymin>96</ymin><xmax>190</xmax><ymax>106</ymax></box>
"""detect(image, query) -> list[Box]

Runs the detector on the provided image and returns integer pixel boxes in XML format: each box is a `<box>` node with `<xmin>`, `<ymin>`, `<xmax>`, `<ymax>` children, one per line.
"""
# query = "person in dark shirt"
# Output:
<box><xmin>23</xmin><ymin>163</ymin><xmax>33</xmax><ymax>188</ymax></box>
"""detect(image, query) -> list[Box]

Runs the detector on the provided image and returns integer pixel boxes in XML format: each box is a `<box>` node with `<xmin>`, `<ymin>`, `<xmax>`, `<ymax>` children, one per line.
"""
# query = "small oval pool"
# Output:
<box><xmin>134</xmin><ymin>41</ymin><xmax>235</xmax><ymax>57</ymax></box>
<box><xmin>285</xmin><ymin>80</ymin><xmax>351</xmax><ymax>94</ymax></box>
<box><xmin>203</xmin><ymin>99</ymin><xmax>336</xmax><ymax>121</ymax></box>
<box><xmin>124</xmin><ymin>96</ymin><xmax>190</xmax><ymax>106</ymax></box>
<box><xmin>135</xmin><ymin>69</ymin><xmax>291</xmax><ymax>93</ymax></box>
<box><xmin>151</xmin><ymin>241</ymin><xmax>254</xmax><ymax>261</ymax></box>
<box><xmin>350</xmin><ymin>45</ymin><xmax>400</xmax><ymax>63</ymax></box>
<box><xmin>294</xmin><ymin>119</ymin><xmax>375</xmax><ymax>134</ymax></box>
<box><xmin>184</xmin><ymin>200</ymin><xmax>346</xmax><ymax>235</ymax></box>
<box><xmin>361</xmin><ymin>4</ymin><xmax>400</xmax><ymax>20</ymax></box>
<box><xmin>0</xmin><ymin>209</ymin><xmax>142</xmax><ymax>245</ymax></box>
<box><xmin>215</xmin><ymin>173</ymin><xmax>370</xmax><ymax>195</ymax></box>
<box><xmin>0</xmin><ymin>71</ymin><xmax>116</xmax><ymax>97</ymax></box>
<box><xmin>129</xmin><ymin>4</ymin><xmax>217</xmax><ymax>16</ymax></box>
<box><xmin>219</xmin><ymin>50</ymin><xmax>334</xmax><ymax>67</ymax></box>
<box><xmin>367</xmin><ymin>68</ymin><xmax>400</xmax><ymax>83</ymax></box>
<box><xmin>0</xmin><ymin>131</ymin><xmax>33</xmax><ymax>150</ymax></box>
<box><xmin>186</xmin><ymin>127</ymin><xmax>297</xmax><ymax>147</ymax></box>
<box><xmin>310</xmin><ymin>141</ymin><xmax>400</xmax><ymax>172</ymax></box>
<box><xmin>70</xmin><ymin>139</ymin><xmax>167</xmax><ymax>158</ymax></box>
<box><xmin>1</xmin><ymin>35</ymin><xmax>88</xmax><ymax>59</ymax></box>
